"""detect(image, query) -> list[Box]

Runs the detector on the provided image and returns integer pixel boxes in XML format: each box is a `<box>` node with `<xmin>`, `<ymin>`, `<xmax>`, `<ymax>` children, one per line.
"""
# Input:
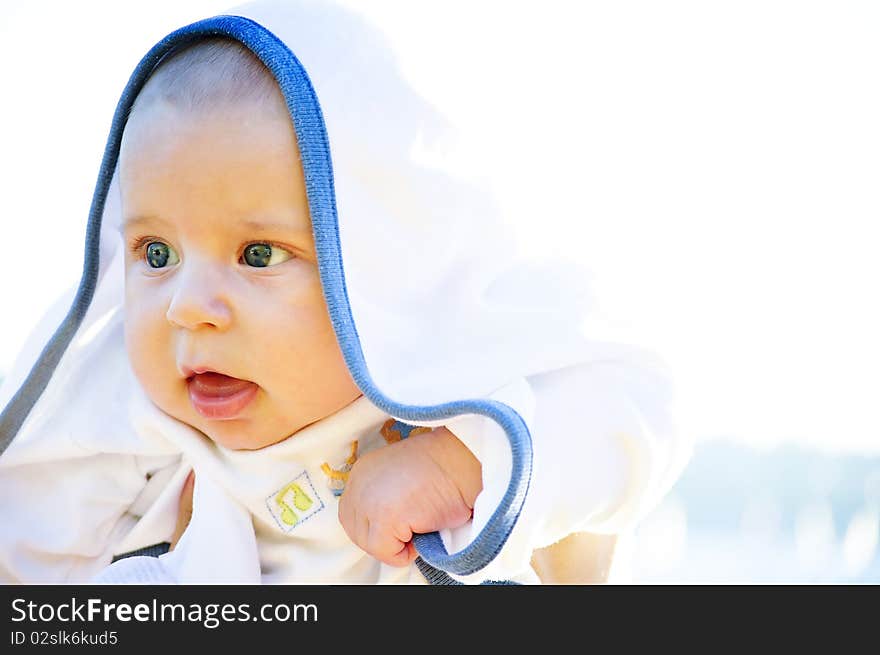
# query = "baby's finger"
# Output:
<box><xmin>373</xmin><ymin>538</ymin><xmax>413</xmax><ymax>568</ymax></box>
<box><xmin>365</xmin><ymin>520</ymin><xmax>413</xmax><ymax>567</ymax></box>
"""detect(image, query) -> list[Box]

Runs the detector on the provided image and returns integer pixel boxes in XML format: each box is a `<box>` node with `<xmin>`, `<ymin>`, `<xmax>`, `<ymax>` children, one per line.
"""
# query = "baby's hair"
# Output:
<box><xmin>129</xmin><ymin>37</ymin><xmax>284</xmax><ymax>119</ymax></box>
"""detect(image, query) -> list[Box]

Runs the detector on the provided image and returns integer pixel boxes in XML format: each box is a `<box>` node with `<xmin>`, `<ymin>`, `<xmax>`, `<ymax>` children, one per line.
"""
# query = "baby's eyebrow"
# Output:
<box><xmin>118</xmin><ymin>214</ymin><xmax>171</xmax><ymax>234</ymax></box>
<box><xmin>238</xmin><ymin>218</ymin><xmax>312</xmax><ymax>237</ymax></box>
<box><xmin>118</xmin><ymin>215</ymin><xmax>311</xmax><ymax>238</ymax></box>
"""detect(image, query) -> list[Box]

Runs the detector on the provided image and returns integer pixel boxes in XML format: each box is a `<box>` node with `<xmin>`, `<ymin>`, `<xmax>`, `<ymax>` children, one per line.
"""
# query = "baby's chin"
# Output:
<box><xmin>196</xmin><ymin>420</ymin><xmax>292</xmax><ymax>451</ymax></box>
<box><xmin>137</xmin><ymin>381</ymin><xmax>288</xmax><ymax>450</ymax></box>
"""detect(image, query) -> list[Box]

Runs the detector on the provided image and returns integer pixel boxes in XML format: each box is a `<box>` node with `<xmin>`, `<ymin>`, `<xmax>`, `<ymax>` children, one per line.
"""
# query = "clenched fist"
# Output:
<box><xmin>338</xmin><ymin>427</ymin><xmax>482</xmax><ymax>567</ymax></box>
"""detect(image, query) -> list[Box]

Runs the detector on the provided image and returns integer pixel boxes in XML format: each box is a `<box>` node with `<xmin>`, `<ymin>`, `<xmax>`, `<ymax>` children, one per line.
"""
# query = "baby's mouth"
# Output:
<box><xmin>188</xmin><ymin>371</ymin><xmax>253</xmax><ymax>396</ymax></box>
<box><xmin>187</xmin><ymin>372</ymin><xmax>258</xmax><ymax>420</ymax></box>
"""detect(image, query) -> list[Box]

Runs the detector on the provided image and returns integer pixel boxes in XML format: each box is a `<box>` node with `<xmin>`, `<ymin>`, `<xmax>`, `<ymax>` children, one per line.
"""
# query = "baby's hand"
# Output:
<box><xmin>338</xmin><ymin>427</ymin><xmax>482</xmax><ymax>567</ymax></box>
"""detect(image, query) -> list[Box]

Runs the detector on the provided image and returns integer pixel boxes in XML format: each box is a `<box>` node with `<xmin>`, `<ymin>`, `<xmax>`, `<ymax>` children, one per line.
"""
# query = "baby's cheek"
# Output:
<box><xmin>123</xmin><ymin>295</ymin><xmax>172</xmax><ymax>396</ymax></box>
<box><xmin>266</xmin><ymin>302</ymin><xmax>353</xmax><ymax>399</ymax></box>
<box><xmin>123</xmin><ymin>294</ymin><xmax>158</xmax><ymax>350</ymax></box>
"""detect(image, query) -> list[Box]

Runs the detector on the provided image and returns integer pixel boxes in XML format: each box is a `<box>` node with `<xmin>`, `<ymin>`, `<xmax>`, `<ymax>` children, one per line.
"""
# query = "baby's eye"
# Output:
<box><xmin>242</xmin><ymin>243</ymin><xmax>294</xmax><ymax>268</ymax></box>
<box><xmin>144</xmin><ymin>241</ymin><xmax>180</xmax><ymax>269</ymax></box>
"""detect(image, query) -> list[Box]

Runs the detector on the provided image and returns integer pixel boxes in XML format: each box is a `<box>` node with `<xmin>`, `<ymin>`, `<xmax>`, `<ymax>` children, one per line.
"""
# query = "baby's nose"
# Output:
<box><xmin>165</xmin><ymin>267</ymin><xmax>233</xmax><ymax>331</ymax></box>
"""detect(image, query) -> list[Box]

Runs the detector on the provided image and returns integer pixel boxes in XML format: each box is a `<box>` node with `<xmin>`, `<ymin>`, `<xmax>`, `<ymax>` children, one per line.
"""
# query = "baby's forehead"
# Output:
<box><xmin>141</xmin><ymin>37</ymin><xmax>281</xmax><ymax>110</ymax></box>
<box><xmin>117</xmin><ymin>114</ymin><xmax>313</xmax><ymax>250</ymax></box>
<box><xmin>123</xmin><ymin>37</ymin><xmax>287</xmax><ymax>148</ymax></box>
<box><xmin>122</xmin><ymin>97</ymin><xmax>285</xmax><ymax>145</ymax></box>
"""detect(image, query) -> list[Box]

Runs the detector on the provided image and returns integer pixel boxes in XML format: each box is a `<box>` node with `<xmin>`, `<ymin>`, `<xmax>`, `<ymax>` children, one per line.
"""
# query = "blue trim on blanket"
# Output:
<box><xmin>111</xmin><ymin>542</ymin><xmax>171</xmax><ymax>563</ymax></box>
<box><xmin>0</xmin><ymin>15</ymin><xmax>533</xmax><ymax>579</ymax></box>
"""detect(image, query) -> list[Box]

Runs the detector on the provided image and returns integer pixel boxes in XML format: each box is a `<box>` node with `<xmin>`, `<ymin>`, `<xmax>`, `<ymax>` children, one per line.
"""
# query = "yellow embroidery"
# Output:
<box><xmin>321</xmin><ymin>440</ymin><xmax>359</xmax><ymax>496</ymax></box>
<box><xmin>380</xmin><ymin>419</ymin><xmax>431</xmax><ymax>444</ymax></box>
<box><xmin>320</xmin><ymin>463</ymin><xmax>349</xmax><ymax>481</ymax></box>
<box><xmin>275</xmin><ymin>482</ymin><xmax>314</xmax><ymax>526</ymax></box>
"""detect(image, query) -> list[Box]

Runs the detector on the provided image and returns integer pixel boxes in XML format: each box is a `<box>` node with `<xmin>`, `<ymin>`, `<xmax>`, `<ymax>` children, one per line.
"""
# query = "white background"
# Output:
<box><xmin>3</xmin><ymin>1</ymin><xmax>878</xmax><ymax>453</ymax></box>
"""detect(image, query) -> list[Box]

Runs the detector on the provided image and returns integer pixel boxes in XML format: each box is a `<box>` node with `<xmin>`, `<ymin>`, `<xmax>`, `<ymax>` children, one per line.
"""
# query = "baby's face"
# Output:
<box><xmin>119</xmin><ymin>100</ymin><xmax>362</xmax><ymax>450</ymax></box>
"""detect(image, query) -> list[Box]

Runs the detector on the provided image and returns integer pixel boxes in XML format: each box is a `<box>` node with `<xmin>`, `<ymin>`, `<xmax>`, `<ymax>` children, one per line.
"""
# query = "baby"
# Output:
<box><xmin>0</xmin><ymin>2</ymin><xmax>689</xmax><ymax>585</ymax></box>
<box><xmin>117</xmin><ymin>38</ymin><xmax>480</xmax><ymax>570</ymax></box>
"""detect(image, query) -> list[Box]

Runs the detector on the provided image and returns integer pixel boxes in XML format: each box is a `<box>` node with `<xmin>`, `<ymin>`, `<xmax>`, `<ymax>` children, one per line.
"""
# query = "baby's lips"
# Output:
<box><xmin>186</xmin><ymin>373</ymin><xmax>259</xmax><ymax>420</ymax></box>
<box><xmin>188</xmin><ymin>371</ymin><xmax>255</xmax><ymax>397</ymax></box>
<box><xmin>181</xmin><ymin>364</ymin><xmax>221</xmax><ymax>379</ymax></box>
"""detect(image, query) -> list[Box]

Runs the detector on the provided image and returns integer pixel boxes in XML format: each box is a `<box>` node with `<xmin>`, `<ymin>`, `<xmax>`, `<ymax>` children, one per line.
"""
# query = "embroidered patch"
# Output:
<box><xmin>380</xmin><ymin>419</ymin><xmax>432</xmax><ymax>444</ymax></box>
<box><xmin>266</xmin><ymin>471</ymin><xmax>324</xmax><ymax>533</ymax></box>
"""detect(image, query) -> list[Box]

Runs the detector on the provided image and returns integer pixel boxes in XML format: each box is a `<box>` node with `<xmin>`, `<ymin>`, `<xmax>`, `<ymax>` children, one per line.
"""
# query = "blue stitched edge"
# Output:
<box><xmin>0</xmin><ymin>15</ymin><xmax>533</xmax><ymax>579</ymax></box>
<box><xmin>111</xmin><ymin>542</ymin><xmax>171</xmax><ymax>563</ymax></box>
